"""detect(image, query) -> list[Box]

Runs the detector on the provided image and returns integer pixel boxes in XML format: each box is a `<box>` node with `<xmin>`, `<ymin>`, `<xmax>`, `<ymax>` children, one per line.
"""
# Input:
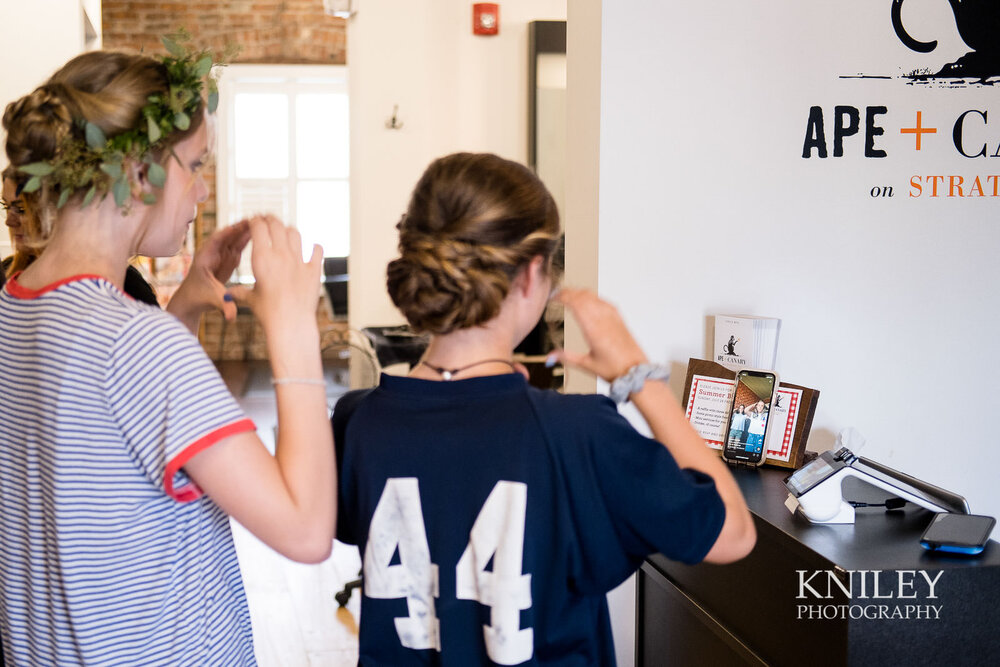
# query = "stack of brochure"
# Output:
<box><xmin>714</xmin><ymin>315</ymin><xmax>781</xmax><ymax>370</ymax></box>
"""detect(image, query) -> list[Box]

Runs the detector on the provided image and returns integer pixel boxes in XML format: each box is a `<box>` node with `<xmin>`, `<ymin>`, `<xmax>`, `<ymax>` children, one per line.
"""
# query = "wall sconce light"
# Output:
<box><xmin>323</xmin><ymin>0</ymin><xmax>356</xmax><ymax>19</ymax></box>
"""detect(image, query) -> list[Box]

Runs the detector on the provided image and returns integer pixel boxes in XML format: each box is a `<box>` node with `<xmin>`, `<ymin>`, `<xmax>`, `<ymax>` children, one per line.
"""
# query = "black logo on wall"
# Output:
<box><xmin>801</xmin><ymin>1</ymin><xmax>1000</xmax><ymax>199</ymax></box>
<box><xmin>892</xmin><ymin>0</ymin><xmax>1000</xmax><ymax>83</ymax></box>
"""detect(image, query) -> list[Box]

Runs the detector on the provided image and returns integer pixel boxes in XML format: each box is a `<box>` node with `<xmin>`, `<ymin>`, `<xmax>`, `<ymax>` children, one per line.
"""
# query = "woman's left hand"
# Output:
<box><xmin>167</xmin><ymin>220</ymin><xmax>252</xmax><ymax>332</ymax></box>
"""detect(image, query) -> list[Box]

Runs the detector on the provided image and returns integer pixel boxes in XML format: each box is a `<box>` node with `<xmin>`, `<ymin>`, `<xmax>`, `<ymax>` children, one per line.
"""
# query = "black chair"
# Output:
<box><xmin>360</xmin><ymin>325</ymin><xmax>429</xmax><ymax>370</ymax></box>
<box><xmin>323</xmin><ymin>257</ymin><xmax>348</xmax><ymax>319</ymax></box>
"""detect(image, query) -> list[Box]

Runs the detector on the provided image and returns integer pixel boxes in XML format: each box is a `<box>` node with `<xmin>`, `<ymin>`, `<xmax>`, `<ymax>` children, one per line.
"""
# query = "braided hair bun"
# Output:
<box><xmin>4</xmin><ymin>53</ymin><xmax>171</xmax><ymax>173</ymax></box>
<box><xmin>387</xmin><ymin>153</ymin><xmax>560</xmax><ymax>334</ymax></box>
<box><xmin>3</xmin><ymin>51</ymin><xmax>203</xmax><ymax>253</ymax></box>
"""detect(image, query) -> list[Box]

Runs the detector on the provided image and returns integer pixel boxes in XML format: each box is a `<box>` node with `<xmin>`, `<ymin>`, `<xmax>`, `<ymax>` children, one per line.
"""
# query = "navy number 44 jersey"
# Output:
<box><xmin>333</xmin><ymin>373</ymin><xmax>724</xmax><ymax>666</ymax></box>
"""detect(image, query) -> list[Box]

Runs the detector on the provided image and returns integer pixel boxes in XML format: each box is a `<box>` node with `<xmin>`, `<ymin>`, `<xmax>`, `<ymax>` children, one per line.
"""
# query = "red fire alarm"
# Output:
<box><xmin>473</xmin><ymin>3</ymin><xmax>499</xmax><ymax>35</ymax></box>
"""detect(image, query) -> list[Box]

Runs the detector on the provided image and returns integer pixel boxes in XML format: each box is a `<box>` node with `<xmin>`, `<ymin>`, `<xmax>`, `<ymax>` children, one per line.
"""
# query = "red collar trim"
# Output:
<box><xmin>5</xmin><ymin>273</ymin><xmax>108</xmax><ymax>300</ymax></box>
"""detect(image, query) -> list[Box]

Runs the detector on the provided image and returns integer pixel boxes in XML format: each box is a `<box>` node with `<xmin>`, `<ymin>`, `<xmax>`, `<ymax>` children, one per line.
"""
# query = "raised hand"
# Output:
<box><xmin>548</xmin><ymin>288</ymin><xmax>648</xmax><ymax>383</ymax></box>
<box><xmin>241</xmin><ymin>214</ymin><xmax>324</xmax><ymax>343</ymax></box>
<box><xmin>167</xmin><ymin>220</ymin><xmax>251</xmax><ymax>332</ymax></box>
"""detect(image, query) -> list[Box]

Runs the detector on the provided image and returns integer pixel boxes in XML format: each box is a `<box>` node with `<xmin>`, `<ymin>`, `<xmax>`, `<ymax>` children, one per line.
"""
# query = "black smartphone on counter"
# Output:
<box><xmin>920</xmin><ymin>513</ymin><xmax>995</xmax><ymax>555</ymax></box>
<box><xmin>722</xmin><ymin>369</ymin><xmax>778</xmax><ymax>466</ymax></box>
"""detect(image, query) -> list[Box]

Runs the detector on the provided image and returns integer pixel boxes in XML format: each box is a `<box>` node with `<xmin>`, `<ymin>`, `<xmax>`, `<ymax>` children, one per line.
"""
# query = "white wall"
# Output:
<box><xmin>594</xmin><ymin>0</ymin><xmax>998</xmax><ymax>521</ymax></box>
<box><xmin>352</xmin><ymin>1</ymin><xmax>999</xmax><ymax>663</ymax></box>
<box><xmin>347</xmin><ymin>0</ymin><xmax>566</xmax><ymax>330</ymax></box>
<box><xmin>570</xmin><ymin>1</ymin><xmax>1000</xmax><ymax>664</ymax></box>
<box><xmin>0</xmin><ymin>0</ymin><xmax>100</xmax><ymax>257</ymax></box>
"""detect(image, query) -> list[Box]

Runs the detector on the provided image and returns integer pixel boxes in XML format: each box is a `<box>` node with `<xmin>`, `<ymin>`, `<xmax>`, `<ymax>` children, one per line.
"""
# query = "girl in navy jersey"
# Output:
<box><xmin>333</xmin><ymin>152</ymin><xmax>756</xmax><ymax>665</ymax></box>
<box><xmin>0</xmin><ymin>49</ymin><xmax>334</xmax><ymax>665</ymax></box>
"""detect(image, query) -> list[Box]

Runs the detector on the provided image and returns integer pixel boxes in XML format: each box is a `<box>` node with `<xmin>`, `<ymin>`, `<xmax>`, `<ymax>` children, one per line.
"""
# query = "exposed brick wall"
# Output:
<box><xmin>102</xmin><ymin>0</ymin><xmax>346</xmax><ymax>239</ymax></box>
<box><xmin>102</xmin><ymin>1</ymin><xmax>347</xmax><ymax>65</ymax></box>
<box><xmin>202</xmin><ymin>297</ymin><xmax>345</xmax><ymax>361</ymax></box>
<box><xmin>103</xmin><ymin>1</ymin><xmax>347</xmax><ymax>360</ymax></box>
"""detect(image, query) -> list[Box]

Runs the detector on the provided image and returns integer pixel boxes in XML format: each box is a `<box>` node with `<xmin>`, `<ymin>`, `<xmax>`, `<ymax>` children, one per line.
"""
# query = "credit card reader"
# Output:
<box><xmin>784</xmin><ymin>447</ymin><xmax>969</xmax><ymax>524</ymax></box>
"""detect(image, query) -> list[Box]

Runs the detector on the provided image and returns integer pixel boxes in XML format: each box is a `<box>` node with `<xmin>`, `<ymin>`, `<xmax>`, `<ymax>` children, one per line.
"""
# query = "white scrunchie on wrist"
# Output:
<box><xmin>608</xmin><ymin>363</ymin><xmax>670</xmax><ymax>403</ymax></box>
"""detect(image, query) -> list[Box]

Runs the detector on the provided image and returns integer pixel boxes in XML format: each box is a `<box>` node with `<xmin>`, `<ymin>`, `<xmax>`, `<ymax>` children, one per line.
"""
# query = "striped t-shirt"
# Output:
<box><xmin>0</xmin><ymin>275</ymin><xmax>258</xmax><ymax>666</ymax></box>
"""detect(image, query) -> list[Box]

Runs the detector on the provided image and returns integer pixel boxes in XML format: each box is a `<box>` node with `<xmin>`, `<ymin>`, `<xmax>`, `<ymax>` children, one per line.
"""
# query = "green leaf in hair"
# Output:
<box><xmin>81</xmin><ymin>185</ymin><xmax>96</xmax><ymax>208</ymax></box>
<box><xmin>15</xmin><ymin>29</ymin><xmax>236</xmax><ymax>215</ymax></box>
<box><xmin>194</xmin><ymin>55</ymin><xmax>213</xmax><ymax>78</ymax></box>
<box><xmin>85</xmin><ymin>122</ymin><xmax>107</xmax><ymax>149</ymax></box>
<box><xmin>162</xmin><ymin>36</ymin><xmax>186</xmax><ymax>58</ymax></box>
<box><xmin>112</xmin><ymin>178</ymin><xmax>131</xmax><ymax>208</ymax></box>
<box><xmin>99</xmin><ymin>163</ymin><xmax>123</xmax><ymax>180</ymax></box>
<box><xmin>18</xmin><ymin>162</ymin><xmax>55</xmax><ymax>177</ymax></box>
<box><xmin>148</xmin><ymin>162</ymin><xmax>167</xmax><ymax>188</ymax></box>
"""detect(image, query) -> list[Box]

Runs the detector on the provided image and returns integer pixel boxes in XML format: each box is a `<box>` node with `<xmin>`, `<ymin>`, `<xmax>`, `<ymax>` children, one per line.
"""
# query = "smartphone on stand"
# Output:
<box><xmin>722</xmin><ymin>369</ymin><xmax>778</xmax><ymax>466</ymax></box>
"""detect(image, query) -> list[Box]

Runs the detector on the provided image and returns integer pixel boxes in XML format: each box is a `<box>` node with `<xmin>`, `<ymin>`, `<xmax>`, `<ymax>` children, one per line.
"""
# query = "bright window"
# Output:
<box><xmin>216</xmin><ymin>65</ymin><xmax>349</xmax><ymax>279</ymax></box>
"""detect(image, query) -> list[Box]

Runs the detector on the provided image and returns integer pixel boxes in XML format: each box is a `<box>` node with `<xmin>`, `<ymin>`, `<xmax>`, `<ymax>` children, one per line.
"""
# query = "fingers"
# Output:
<box><xmin>553</xmin><ymin>288</ymin><xmax>608</xmax><ymax>332</ymax></box>
<box><xmin>220</xmin><ymin>295</ymin><xmax>238</xmax><ymax>321</ymax></box>
<box><xmin>221</xmin><ymin>287</ymin><xmax>250</xmax><ymax>321</ymax></box>
<box><xmin>203</xmin><ymin>220</ymin><xmax>249</xmax><ymax>255</ymax></box>
<box><xmin>221</xmin><ymin>219</ymin><xmax>252</xmax><ymax>253</ymax></box>
<box><xmin>550</xmin><ymin>286</ymin><xmax>647</xmax><ymax>381</ymax></box>
<box><xmin>308</xmin><ymin>243</ymin><xmax>323</xmax><ymax>267</ymax></box>
<box><xmin>248</xmin><ymin>215</ymin><xmax>274</xmax><ymax>253</ymax></box>
<box><xmin>198</xmin><ymin>267</ymin><xmax>237</xmax><ymax>321</ymax></box>
<box><xmin>546</xmin><ymin>348</ymin><xmax>597</xmax><ymax>376</ymax></box>
<box><xmin>282</xmin><ymin>223</ymin><xmax>302</xmax><ymax>256</ymax></box>
<box><xmin>248</xmin><ymin>214</ymin><xmax>308</xmax><ymax>260</ymax></box>
<box><xmin>552</xmin><ymin>287</ymin><xmax>615</xmax><ymax>345</ymax></box>
<box><xmin>198</xmin><ymin>221</ymin><xmax>252</xmax><ymax>283</ymax></box>
<box><xmin>227</xmin><ymin>284</ymin><xmax>252</xmax><ymax>304</ymax></box>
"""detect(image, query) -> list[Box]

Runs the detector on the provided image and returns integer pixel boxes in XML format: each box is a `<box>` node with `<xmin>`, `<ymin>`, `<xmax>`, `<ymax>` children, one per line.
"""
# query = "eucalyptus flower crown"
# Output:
<box><xmin>18</xmin><ymin>30</ymin><xmax>235</xmax><ymax>212</ymax></box>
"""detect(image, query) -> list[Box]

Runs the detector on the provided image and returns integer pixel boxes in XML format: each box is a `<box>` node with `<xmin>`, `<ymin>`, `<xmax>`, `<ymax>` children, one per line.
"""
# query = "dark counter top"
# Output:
<box><xmin>724</xmin><ymin>465</ymin><xmax>1000</xmax><ymax>571</ymax></box>
<box><xmin>639</xmin><ymin>465</ymin><xmax>1000</xmax><ymax>666</ymax></box>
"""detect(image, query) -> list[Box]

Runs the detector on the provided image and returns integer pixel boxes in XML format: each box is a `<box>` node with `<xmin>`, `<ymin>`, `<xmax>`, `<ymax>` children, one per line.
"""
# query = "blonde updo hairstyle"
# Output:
<box><xmin>387</xmin><ymin>152</ymin><xmax>561</xmax><ymax>335</ymax></box>
<box><xmin>2</xmin><ymin>51</ymin><xmax>205</xmax><ymax>256</ymax></box>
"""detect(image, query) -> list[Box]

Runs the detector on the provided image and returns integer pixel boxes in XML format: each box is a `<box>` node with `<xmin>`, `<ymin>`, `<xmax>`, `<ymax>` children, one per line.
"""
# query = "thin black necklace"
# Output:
<box><xmin>420</xmin><ymin>358</ymin><xmax>516</xmax><ymax>381</ymax></box>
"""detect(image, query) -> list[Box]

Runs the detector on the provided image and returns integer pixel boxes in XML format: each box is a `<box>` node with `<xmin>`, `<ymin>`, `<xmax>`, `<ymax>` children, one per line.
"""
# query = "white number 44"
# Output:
<box><xmin>363</xmin><ymin>478</ymin><xmax>533</xmax><ymax>665</ymax></box>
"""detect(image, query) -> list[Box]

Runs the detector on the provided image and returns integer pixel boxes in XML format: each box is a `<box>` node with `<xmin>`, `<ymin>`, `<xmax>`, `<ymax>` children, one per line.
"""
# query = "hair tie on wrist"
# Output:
<box><xmin>608</xmin><ymin>363</ymin><xmax>670</xmax><ymax>404</ymax></box>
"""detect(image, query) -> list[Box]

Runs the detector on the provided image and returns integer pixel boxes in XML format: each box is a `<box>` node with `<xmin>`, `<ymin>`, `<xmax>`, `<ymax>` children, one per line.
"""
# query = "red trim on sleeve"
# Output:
<box><xmin>164</xmin><ymin>418</ymin><xmax>257</xmax><ymax>503</ymax></box>
<box><xmin>6</xmin><ymin>273</ymin><xmax>108</xmax><ymax>300</ymax></box>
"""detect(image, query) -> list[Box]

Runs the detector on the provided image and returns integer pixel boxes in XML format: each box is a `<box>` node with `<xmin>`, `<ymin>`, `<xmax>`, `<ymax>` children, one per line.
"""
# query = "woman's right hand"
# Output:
<box><xmin>549</xmin><ymin>288</ymin><xmax>648</xmax><ymax>383</ymax></box>
<box><xmin>185</xmin><ymin>213</ymin><xmax>334</xmax><ymax>563</ymax></box>
<box><xmin>236</xmin><ymin>214</ymin><xmax>323</xmax><ymax>338</ymax></box>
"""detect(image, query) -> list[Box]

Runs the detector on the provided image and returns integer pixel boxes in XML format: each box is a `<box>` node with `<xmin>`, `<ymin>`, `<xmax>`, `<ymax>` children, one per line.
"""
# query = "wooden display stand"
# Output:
<box><xmin>681</xmin><ymin>358</ymin><xmax>819</xmax><ymax>470</ymax></box>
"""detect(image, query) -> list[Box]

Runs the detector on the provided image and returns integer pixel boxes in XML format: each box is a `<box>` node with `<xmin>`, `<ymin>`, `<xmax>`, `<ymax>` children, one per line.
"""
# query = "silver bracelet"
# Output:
<box><xmin>608</xmin><ymin>363</ymin><xmax>670</xmax><ymax>403</ymax></box>
<box><xmin>270</xmin><ymin>377</ymin><xmax>326</xmax><ymax>387</ymax></box>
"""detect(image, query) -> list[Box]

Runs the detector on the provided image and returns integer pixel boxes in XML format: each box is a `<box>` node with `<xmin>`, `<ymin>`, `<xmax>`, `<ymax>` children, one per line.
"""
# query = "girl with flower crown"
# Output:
<box><xmin>0</xmin><ymin>47</ymin><xmax>334</xmax><ymax>665</ymax></box>
<box><xmin>331</xmin><ymin>152</ymin><xmax>756</xmax><ymax>664</ymax></box>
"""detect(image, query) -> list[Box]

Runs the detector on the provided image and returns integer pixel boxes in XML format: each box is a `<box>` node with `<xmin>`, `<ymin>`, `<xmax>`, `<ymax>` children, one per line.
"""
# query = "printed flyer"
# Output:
<box><xmin>685</xmin><ymin>374</ymin><xmax>801</xmax><ymax>461</ymax></box>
